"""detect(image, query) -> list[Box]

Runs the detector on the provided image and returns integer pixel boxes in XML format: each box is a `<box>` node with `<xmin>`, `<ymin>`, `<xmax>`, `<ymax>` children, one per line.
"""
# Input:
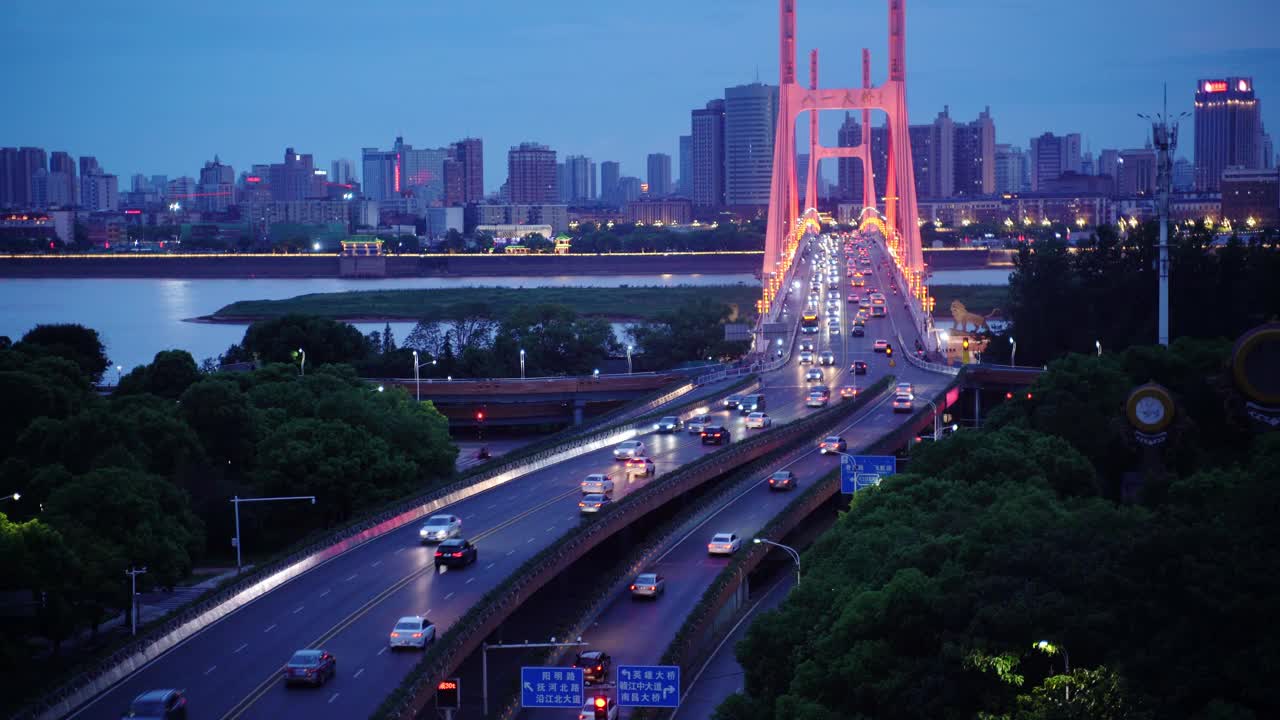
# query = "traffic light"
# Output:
<box><xmin>436</xmin><ymin>678</ymin><xmax>460</xmax><ymax>709</ymax></box>
<box><xmin>593</xmin><ymin>696</ymin><xmax>609</xmax><ymax>719</ymax></box>
<box><xmin>962</xmin><ymin>337</ymin><xmax>970</xmax><ymax>351</ymax></box>
<box><xmin>475</xmin><ymin>410</ymin><xmax>485</xmax><ymax>422</ymax></box>
<box><xmin>885</xmin><ymin>346</ymin><xmax>893</xmax><ymax>357</ymax></box>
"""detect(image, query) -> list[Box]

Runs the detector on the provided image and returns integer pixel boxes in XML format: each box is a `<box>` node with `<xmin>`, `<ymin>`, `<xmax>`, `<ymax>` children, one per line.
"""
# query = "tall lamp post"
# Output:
<box><xmin>1033</xmin><ymin>640</ymin><xmax>1071</xmax><ymax>701</ymax></box>
<box><xmin>298</xmin><ymin>348</ymin><xmax>306</xmax><ymax>376</ymax></box>
<box><xmin>125</xmin><ymin>566</ymin><xmax>147</xmax><ymax>636</ymax></box>
<box><xmin>2</xmin><ymin>492</ymin><xmax>19</xmax><ymax>502</ymax></box>
<box><xmin>519</xmin><ymin>348</ymin><xmax>526</xmax><ymax>379</ymax></box>
<box><xmin>752</xmin><ymin>537</ymin><xmax>801</xmax><ymax>585</ymax></box>
<box><xmin>626</xmin><ymin>345</ymin><xmax>633</xmax><ymax>375</ymax></box>
<box><xmin>1009</xmin><ymin>337</ymin><xmax>1017</xmax><ymax>367</ymax></box>
<box><xmin>231</xmin><ymin>495</ymin><xmax>317</xmax><ymax>573</ymax></box>
<box><xmin>412</xmin><ymin>350</ymin><xmax>433</xmax><ymax>402</ymax></box>
<box><xmin>923</xmin><ymin>397</ymin><xmax>939</xmax><ymax>440</ymax></box>
<box><xmin>1095</xmin><ymin>340</ymin><xmax>1102</xmax><ymax>357</ymax></box>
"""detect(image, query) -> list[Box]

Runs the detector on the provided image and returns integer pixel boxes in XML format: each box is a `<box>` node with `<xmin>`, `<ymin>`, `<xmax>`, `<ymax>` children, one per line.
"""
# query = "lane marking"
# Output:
<box><xmin>328</xmin><ymin>692</ymin><xmax>340</xmax><ymax>704</ymax></box>
<box><xmin>486</xmin><ymin>504</ymin><xmax>498</xmax><ymax>509</ymax></box>
<box><xmin>293</xmin><ymin>606</ymin><xmax>304</xmax><ymax>614</ymax></box>
<box><xmin>506</xmin><ymin>550</ymin><xmax>515</xmax><ymax>556</ymax></box>
<box><xmin>526</xmin><ymin>537</ymin><xmax>535</xmax><ymax>544</ymax></box>
<box><xmin>371</xmin><ymin>560</ymin><xmax>382</xmax><ymax>568</ymax></box>
<box><xmin>465</xmin><ymin>577</ymin><xmax>475</xmax><ymax>584</ymax></box>
<box><xmin>344</xmin><ymin>573</ymin><xmax>358</xmax><ymax>582</ymax></box>
<box><xmin>485</xmin><ymin>563</ymin><xmax>496</xmax><ymax>570</ymax></box>
<box><xmin>377</xmin><ymin>646</ymin><xmax>387</xmax><ymax>656</ymax></box>
<box><xmin>354</xmin><ymin>668</ymin><xmax>365</xmax><ymax>679</ymax></box>
<box><xmin>465</xmin><ymin>513</ymin><xmax>476</xmax><ymax>519</ymax></box>
<box><xmin>234</xmin><ymin>643</ymin><xmax>247</xmax><ymax>654</ymax></box>
<box><xmin>445</xmin><ymin>592</ymin><xmax>456</xmax><ymax>600</ymax></box>
<box><xmin>205</xmin><ymin>665</ymin><xmax>217</xmax><ymax>676</ymax></box>
<box><xmin>393</xmin><ymin>547</ymin><xmax>406</xmax><ymax>554</ymax></box>
<box><xmin>545</xmin><ymin>526</ymin><xmax>556</xmax><ymax>533</ymax></box>
<box><xmin>320</xmin><ymin>589</ymin><xmax>330</xmax><ymax>598</ymax></box>
<box><xmin>263</xmin><ymin>624</ymin><xmax>276</xmax><ymax>633</ymax></box>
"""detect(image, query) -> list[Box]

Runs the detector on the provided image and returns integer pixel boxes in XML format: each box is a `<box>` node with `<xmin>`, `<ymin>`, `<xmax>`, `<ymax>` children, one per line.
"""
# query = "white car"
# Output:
<box><xmin>745</xmin><ymin>412</ymin><xmax>772</xmax><ymax>429</ymax></box>
<box><xmin>579</xmin><ymin>698</ymin><xmax>619</xmax><ymax>720</ymax></box>
<box><xmin>612</xmin><ymin>440</ymin><xmax>645</xmax><ymax>460</ymax></box>
<box><xmin>418</xmin><ymin>515</ymin><xmax>461</xmax><ymax>543</ymax></box>
<box><xmin>896</xmin><ymin>382</ymin><xmax>914</xmax><ymax>397</ymax></box>
<box><xmin>805</xmin><ymin>367</ymin><xmax>823</xmax><ymax>382</ymax></box>
<box><xmin>686</xmin><ymin>414</ymin><xmax>713</xmax><ymax>433</ymax></box>
<box><xmin>707</xmin><ymin>533</ymin><xmax>742</xmax><ymax>556</ymax></box>
<box><xmin>799</xmin><ymin>350</ymin><xmax>814</xmax><ymax>365</ymax></box>
<box><xmin>388</xmin><ymin>616</ymin><xmax>436</xmax><ymax>650</ymax></box>
<box><xmin>581</xmin><ymin>474</ymin><xmax>615</xmax><ymax>495</ymax></box>
<box><xmin>624</xmin><ymin>456</ymin><xmax>655</xmax><ymax>477</ymax></box>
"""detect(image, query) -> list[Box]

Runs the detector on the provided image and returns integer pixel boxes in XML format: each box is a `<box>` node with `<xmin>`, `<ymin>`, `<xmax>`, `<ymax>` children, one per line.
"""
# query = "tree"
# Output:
<box><xmin>627</xmin><ymin>298</ymin><xmax>748</xmax><ymax>369</ymax></box>
<box><xmin>446</xmin><ymin>302</ymin><xmax>496</xmax><ymax>351</ymax></box>
<box><xmin>17</xmin><ymin>323</ymin><xmax>110</xmax><ymax>382</ymax></box>
<box><xmin>381</xmin><ymin>322</ymin><xmax>397</xmax><ymax>355</ymax></box>
<box><xmin>404</xmin><ymin>321</ymin><xmax>445</xmax><ymax>359</ymax></box>
<box><xmin>491</xmin><ymin>304</ymin><xmax>619</xmax><ymax>376</ymax></box>
<box><xmin>116</xmin><ymin>349</ymin><xmax>203</xmax><ymax>400</ymax></box>
<box><xmin>237</xmin><ymin>314</ymin><xmax>371</xmax><ymax>366</ymax></box>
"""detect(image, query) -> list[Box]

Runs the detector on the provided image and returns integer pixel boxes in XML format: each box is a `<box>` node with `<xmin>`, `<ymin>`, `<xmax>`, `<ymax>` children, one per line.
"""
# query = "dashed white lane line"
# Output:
<box><xmin>328</xmin><ymin>692</ymin><xmax>340</xmax><ymax>704</ymax></box>
<box><xmin>264</xmin><ymin>624</ymin><xmax>277</xmax><ymax>633</ymax></box>
<box><xmin>545</xmin><ymin>526</ymin><xmax>556</xmax><ymax>533</ymax></box>
<box><xmin>506</xmin><ymin>550</ymin><xmax>515</xmax><ymax>556</ymax></box>
<box><xmin>344</xmin><ymin>573</ymin><xmax>359</xmax><ymax>581</ymax></box>
<box><xmin>465</xmin><ymin>577</ymin><xmax>475</xmax><ymax>584</ymax></box>
<box><xmin>371</xmin><ymin>560</ymin><xmax>383</xmax><ymax>568</ymax></box>
<box><xmin>204</xmin><ymin>665</ymin><xmax>217</xmax><ymax>675</ymax></box>
<box><xmin>526</xmin><ymin>537</ymin><xmax>535</xmax><ymax>544</ymax></box>
<box><xmin>353</xmin><ymin>668</ymin><xmax>365</xmax><ymax>679</ymax></box>
<box><xmin>234</xmin><ymin>643</ymin><xmax>248</xmax><ymax>654</ymax></box>
<box><xmin>445</xmin><ymin>592</ymin><xmax>456</xmax><ymax>600</ymax></box>
<box><xmin>486</xmin><ymin>503</ymin><xmax>498</xmax><ymax>510</ymax></box>
<box><xmin>377</xmin><ymin>647</ymin><xmax>387</xmax><ymax>656</ymax></box>
<box><xmin>465</xmin><ymin>513</ymin><xmax>476</xmax><ymax>519</ymax></box>
<box><xmin>320</xmin><ymin>589</ymin><xmax>330</xmax><ymax>598</ymax></box>
<box><xmin>485</xmin><ymin>562</ymin><xmax>496</xmax><ymax>570</ymax></box>
<box><xmin>394</xmin><ymin>547</ymin><xmax>406</xmax><ymax>554</ymax></box>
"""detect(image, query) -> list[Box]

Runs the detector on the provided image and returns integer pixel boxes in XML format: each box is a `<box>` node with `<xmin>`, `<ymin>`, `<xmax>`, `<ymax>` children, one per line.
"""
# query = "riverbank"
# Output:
<box><xmin>207</xmin><ymin>284</ymin><xmax>765</xmax><ymax>323</ymax></box>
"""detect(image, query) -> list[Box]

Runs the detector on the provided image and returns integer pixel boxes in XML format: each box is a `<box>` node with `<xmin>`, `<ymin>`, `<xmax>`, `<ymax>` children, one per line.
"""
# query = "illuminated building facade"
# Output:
<box><xmin>1194</xmin><ymin>77</ymin><xmax>1262</xmax><ymax>191</ymax></box>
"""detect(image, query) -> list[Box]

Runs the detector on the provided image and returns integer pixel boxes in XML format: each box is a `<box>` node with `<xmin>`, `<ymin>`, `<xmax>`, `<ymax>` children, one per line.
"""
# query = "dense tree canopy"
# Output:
<box><xmin>17</xmin><ymin>323</ymin><xmax>110</xmax><ymax>382</ymax></box>
<box><xmin>719</xmin><ymin>342</ymin><xmax>1278</xmax><ymax>720</ymax></box>
<box><xmin>627</xmin><ymin>298</ymin><xmax>751</xmax><ymax>370</ymax></box>
<box><xmin>223</xmin><ymin>313</ymin><xmax>371</xmax><ymax>366</ymax></box>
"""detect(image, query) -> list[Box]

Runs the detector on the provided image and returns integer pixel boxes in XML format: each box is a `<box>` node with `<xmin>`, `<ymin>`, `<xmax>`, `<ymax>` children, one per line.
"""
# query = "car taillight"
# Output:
<box><xmin>630</xmin><ymin>584</ymin><xmax>636</xmax><ymax>590</ymax></box>
<box><xmin>596</xmin><ymin>665</ymin><xmax>602</xmax><ymax>671</ymax></box>
<box><xmin>391</xmin><ymin>632</ymin><xmax>400</xmax><ymax>637</ymax></box>
<box><xmin>412</xmin><ymin>632</ymin><xmax>422</xmax><ymax>637</ymax></box>
<box><xmin>701</xmin><ymin>432</ymin><xmax>707</xmax><ymax>436</ymax></box>
<box><xmin>579</xmin><ymin>502</ymin><xmax>585</xmax><ymax>507</ymax></box>
<box><xmin>453</xmin><ymin>552</ymin><xmax>463</xmax><ymax>557</ymax></box>
<box><xmin>434</xmin><ymin>551</ymin><xmax>442</xmax><ymax>557</ymax></box>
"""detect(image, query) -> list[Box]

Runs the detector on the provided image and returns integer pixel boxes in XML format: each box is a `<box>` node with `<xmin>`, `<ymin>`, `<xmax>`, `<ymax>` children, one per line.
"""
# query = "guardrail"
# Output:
<box><xmin>371</xmin><ymin>376</ymin><xmax>891</xmax><ymax>719</ymax></box>
<box><xmin>18</xmin><ymin>374</ymin><xmax>758</xmax><ymax>720</ymax></box>
<box><xmin>651</xmin><ymin>376</ymin><xmax>962</xmax><ymax>719</ymax></box>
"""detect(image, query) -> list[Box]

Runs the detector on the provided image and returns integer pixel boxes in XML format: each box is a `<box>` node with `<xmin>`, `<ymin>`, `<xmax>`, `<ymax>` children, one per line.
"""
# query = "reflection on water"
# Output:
<box><xmin>0</xmin><ymin>275</ymin><xmax>744</xmax><ymax>372</ymax></box>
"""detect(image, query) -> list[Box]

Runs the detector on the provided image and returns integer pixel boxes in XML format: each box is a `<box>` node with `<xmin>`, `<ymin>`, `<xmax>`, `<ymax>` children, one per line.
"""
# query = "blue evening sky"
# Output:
<box><xmin>4</xmin><ymin>0</ymin><xmax>1277</xmax><ymax>192</ymax></box>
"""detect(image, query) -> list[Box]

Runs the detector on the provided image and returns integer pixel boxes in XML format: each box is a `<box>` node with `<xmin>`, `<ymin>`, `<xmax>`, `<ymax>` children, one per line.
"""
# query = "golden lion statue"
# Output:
<box><xmin>951</xmin><ymin>300</ymin><xmax>1000</xmax><ymax>333</ymax></box>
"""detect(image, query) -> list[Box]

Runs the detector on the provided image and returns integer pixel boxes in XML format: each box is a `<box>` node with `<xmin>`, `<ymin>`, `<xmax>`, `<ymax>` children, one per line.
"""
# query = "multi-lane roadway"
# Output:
<box><xmin>70</xmin><ymin>230</ymin><xmax>940</xmax><ymax>720</ymax></box>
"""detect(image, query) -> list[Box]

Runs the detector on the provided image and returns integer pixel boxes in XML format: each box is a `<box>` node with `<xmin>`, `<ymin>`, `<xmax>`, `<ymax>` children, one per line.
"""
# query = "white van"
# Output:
<box><xmin>581</xmin><ymin>474</ymin><xmax>615</xmax><ymax>495</ymax></box>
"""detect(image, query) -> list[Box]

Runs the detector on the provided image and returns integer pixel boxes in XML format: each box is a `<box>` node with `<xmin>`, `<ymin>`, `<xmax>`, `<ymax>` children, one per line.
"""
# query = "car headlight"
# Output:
<box><xmin>419</xmin><ymin>529</ymin><xmax>428</xmax><ymax>537</ymax></box>
<box><xmin>654</xmin><ymin>424</ymin><xmax>661</xmax><ymax>430</ymax></box>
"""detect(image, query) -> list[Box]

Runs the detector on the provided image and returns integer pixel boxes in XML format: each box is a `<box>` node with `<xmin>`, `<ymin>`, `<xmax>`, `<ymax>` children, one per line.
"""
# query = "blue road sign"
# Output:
<box><xmin>840</xmin><ymin>454</ymin><xmax>897</xmax><ymax>494</ymax></box>
<box><xmin>617</xmin><ymin>665</ymin><xmax>680</xmax><ymax>708</ymax></box>
<box><xmin>520</xmin><ymin>666</ymin><xmax>584</xmax><ymax>708</ymax></box>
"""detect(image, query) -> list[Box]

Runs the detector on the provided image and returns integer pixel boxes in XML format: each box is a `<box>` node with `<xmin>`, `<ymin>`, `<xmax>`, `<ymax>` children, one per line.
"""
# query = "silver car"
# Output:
<box><xmin>418</xmin><ymin>514</ymin><xmax>461</xmax><ymax>544</ymax></box>
<box><xmin>581</xmin><ymin>474</ymin><xmax>615</xmax><ymax>495</ymax></box>
<box><xmin>612</xmin><ymin>440</ymin><xmax>645</xmax><ymax>460</ymax></box>
<box><xmin>630</xmin><ymin>572</ymin><xmax>666</xmax><ymax>599</ymax></box>
<box><xmin>579</xmin><ymin>493</ymin><xmax>611</xmax><ymax>514</ymax></box>
<box><xmin>686</xmin><ymin>414</ymin><xmax>713</xmax><ymax>433</ymax></box>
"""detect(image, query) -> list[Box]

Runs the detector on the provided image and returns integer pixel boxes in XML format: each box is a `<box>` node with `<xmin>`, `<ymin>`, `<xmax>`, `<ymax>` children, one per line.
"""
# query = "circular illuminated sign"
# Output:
<box><xmin>1126</xmin><ymin>383</ymin><xmax>1174</xmax><ymax>433</ymax></box>
<box><xmin>1231</xmin><ymin>323</ymin><xmax>1280</xmax><ymax>406</ymax></box>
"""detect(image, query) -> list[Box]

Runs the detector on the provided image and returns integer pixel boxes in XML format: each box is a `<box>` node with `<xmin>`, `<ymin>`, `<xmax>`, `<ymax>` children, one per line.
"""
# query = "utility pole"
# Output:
<box><xmin>125</xmin><ymin>566</ymin><xmax>147</xmax><ymax>636</ymax></box>
<box><xmin>1140</xmin><ymin>85</ymin><xmax>1187</xmax><ymax>347</ymax></box>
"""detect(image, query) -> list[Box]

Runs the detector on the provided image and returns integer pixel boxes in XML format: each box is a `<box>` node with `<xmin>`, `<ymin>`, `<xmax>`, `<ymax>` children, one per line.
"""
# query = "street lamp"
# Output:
<box><xmin>1009</xmin><ymin>337</ymin><xmax>1017</xmax><ymax>367</ymax></box>
<box><xmin>1095</xmin><ymin>340</ymin><xmax>1102</xmax><ymax>357</ymax></box>
<box><xmin>115</xmin><ymin>365</ymin><xmax>123</xmax><ymax>384</ymax></box>
<box><xmin>1033</xmin><ymin>640</ymin><xmax>1071</xmax><ymax>701</ymax></box>
<box><xmin>752</xmin><ymin>538</ymin><xmax>801</xmax><ymax>585</ymax></box>
<box><xmin>125</xmin><ymin>566</ymin><xmax>147</xmax><ymax>636</ymax></box>
<box><xmin>230</xmin><ymin>495</ymin><xmax>317</xmax><ymax>573</ymax></box>
<box><xmin>519</xmin><ymin>348</ymin><xmax>526</xmax><ymax>379</ymax></box>
<box><xmin>924</xmin><ymin>398</ymin><xmax>939</xmax><ymax>440</ymax></box>
<box><xmin>2</xmin><ymin>492</ymin><xmax>19</xmax><ymax>501</ymax></box>
<box><xmin>412</xmin><ymin>350</ymin><xmax>432</xmax><ymax>402</ymax></box>
<box><xmin>626</xmin><ymin>345</ymin><xmax>633</xmax><ymax>375</ymax></box>
<box><xmin>298</xmin><ymin>348</ymin><xmax>306</xmax><ymax>376</ymax></box>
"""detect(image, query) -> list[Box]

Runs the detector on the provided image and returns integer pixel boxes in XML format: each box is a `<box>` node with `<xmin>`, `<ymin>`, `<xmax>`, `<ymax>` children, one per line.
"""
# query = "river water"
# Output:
<box><xmin>0</xmin><ymin>274</ymin><xmax>759</xmax><ymax>372</ymax></box>
<box><xmin>0</xmin><ymin>268</ymin><xmax>1008</xmax><ymax>373</ymax></box>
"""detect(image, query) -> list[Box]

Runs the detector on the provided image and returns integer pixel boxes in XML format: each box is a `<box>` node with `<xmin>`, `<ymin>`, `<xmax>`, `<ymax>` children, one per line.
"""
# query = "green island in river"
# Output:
<box><xmin>207</xmin><ymin>284</ymin><xmax>1007</xmax><ymax>323</ymax></box>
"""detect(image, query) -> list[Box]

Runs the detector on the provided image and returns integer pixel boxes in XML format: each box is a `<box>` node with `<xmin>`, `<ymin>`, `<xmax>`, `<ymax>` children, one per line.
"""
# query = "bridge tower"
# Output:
<box><xmin>760</xmin><ymin>0</ymin><xmax>932</xmax><ymax>348</ymax></box>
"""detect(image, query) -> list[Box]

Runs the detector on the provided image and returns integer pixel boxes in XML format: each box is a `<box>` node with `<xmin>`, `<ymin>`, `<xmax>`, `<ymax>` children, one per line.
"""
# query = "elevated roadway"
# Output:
<box><xmin>63</xmin><ymin>231</ymin><xmax>943</xmax><ymax>720</ymax></box>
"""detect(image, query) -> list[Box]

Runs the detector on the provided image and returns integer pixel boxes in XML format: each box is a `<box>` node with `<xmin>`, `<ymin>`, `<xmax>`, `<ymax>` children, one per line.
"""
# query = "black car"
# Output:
<box><xmin>700</xmin><ymin>426</ymin><xmax>731</xmax><ymax>445</ymax></box>
<box><xmin>723</xmin><ymin>394</ymin><xmax>744</xmax><ymax>410</ymax></box>
<box><xmin>574</xmin><ymin>650</ymin><xmax>612</xmax><ymax>685</ymax></box>
<box><xmin>284</xmin><ymin>649</ymin><xmax>337</xmax><ymax>687</ymax></box>
<box><xmin>850</xmin><ymin>325</ymin><xmax>865</xmax><ymax>337</ymax></box>
<box><xmin>768</xmin><ymin>471</ymin><xmax>797</xmax><ymax>491</ymax></box>
<box><xmin>122</xmin><ymin>689</ymin><xmax>188</xmax><ymax>719</ymax></box>
<box><xmin>852</xmin><ymin>361</ymin><xmax>868</xmax><ymax>375</ymax></box>
<box><xmin>434</xmin><ymin>538</ymin><xmax>478</xmax><ymax>569</ymax></box>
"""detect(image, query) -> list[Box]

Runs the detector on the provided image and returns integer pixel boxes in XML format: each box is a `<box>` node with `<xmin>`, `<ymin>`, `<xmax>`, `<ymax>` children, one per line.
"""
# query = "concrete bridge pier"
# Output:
<box><xmin>572</xmin><ymin>399</ymin><xmax>587</xmax><ymax>426</ymax></box>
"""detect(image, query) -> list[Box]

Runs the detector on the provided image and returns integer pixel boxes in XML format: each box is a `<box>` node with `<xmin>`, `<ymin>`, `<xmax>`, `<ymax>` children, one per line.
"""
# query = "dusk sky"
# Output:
<box><xmin>5</xmin><ymin>0</ymin><xmax>1278</xmax><ymax>192</ymax></box>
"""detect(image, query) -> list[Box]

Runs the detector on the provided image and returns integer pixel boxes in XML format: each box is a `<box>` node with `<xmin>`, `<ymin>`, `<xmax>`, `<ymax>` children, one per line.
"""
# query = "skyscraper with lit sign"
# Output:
<box><xmin>1194</xmin><ymin>77</ymin><xmax>1261</xmax><ymax>192</ymax></box>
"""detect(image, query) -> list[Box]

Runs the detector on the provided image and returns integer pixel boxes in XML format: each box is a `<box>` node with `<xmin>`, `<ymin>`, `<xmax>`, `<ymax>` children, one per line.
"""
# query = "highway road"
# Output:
<box><xmin>512</xmin><ymin>229</ymin><xmax>948</xmax><ymax>719</ymax></box>
<box><xmin>68</xmin><ymin>230</ymin><xmax>938</xmax><ymax>720</ymax></box>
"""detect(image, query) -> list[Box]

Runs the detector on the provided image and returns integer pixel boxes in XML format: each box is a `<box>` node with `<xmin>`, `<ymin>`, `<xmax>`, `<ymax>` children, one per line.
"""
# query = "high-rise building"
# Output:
<box><xmin>443</xmin><ymin>157</ymin><xmax>465</xmax><ymax>206</ymax></box>
<box><xmin>0</xmin><ymin>146</ymin><xmax>47</xmax><ymax>209</ymax></box>
<box><xmin>927</xmin><ymin>108</ymin><xmax>953</xmax><ymax>197</ymax></box>
<box><xmin>600</xmin><ymin>161</ymin><xmax>621</xmax><ymax>205</ymax></box>
<box><xmin>646</xmin><ymin>153</ymin><xmax>672</xmax><ymax>196</ymax></box>
<box><xmin>394</xmin><ymin>137</ymin><xmax>449</xmax><ymax>205</ymax></box>
<box><xmin>450</xmin><ymin>138</ymin><xmax>484</xmax><ymax>204</ymax></box>
<box><xmin>150</xmin><ymin>175</ymin><xmax>169</xmax><ymax>199</ymax></box>
<box><xmin>167</xmin><ymin>177</ymin><xmax>196</xmax><ymax>206</ymax></box>
<box><xmin>1194</xmin><ymin>77</ymin><xmax>1262</xmax><ymax>191</ymax></box>
<box><xmin>1172</xmin><ymin>157</ymin><xmax>1195</xmax><ymax>192</ymax></box>
<box><xmin>556</xmin><ymin>162</ymin><xmax>569</xmax><ymax>202</ymax></box>
<box><xmin>269</xmin><ymin>147</ymin><xmax>323</xmax><ymax>201</ymax></box>
<box><xmin>678</xmin><ymin>135</ymin><xmax>692</xmax><ymax>196</ymax></box>
<box><xmin>362</xmin><ymin>147</ymin><xmax>398</xmax><ymax>201</ymax></box>
<box><xmin>1098</xmin><ymin>149</ymin><xmax>1120</xmax><ymax>181</ymax></box>
<box><xmin>691</xmin><ymin>99</ymin><xmax>726</xmax><ymax>207</ymax></box>
<box><xmin>1262</xmin><ymin>133</ymin><xmax>1275</xmax><ymax>170</ymax></box>
<box><xmin>994</xmin><ymin>144</ymin><xmax>1028</xmax><ymax>194</ymax></box>
<box><xmin>330</xmin><ymin>158</ymin><xmax>355</xmax><ymax>186</ymax></box>
<box><xmin>49</xmin><ymin>151</ymin><xmax>77</xmax><ymax>207</ymax></box>
<box><xmin>617</xmin><ymin>176</ymin><xmax>642</xmax><ymax>204</ymax></box>
<box><xmin>79</xmin><ymin>156</ymin><xmax>100</xmax><ymax>178</ymax></box>
<box><xmin>80</xmin><ymin>172</ymin><xmax>119</xmax><ymax>211</ymax></box>
<box><xmin>1030</xmin><ymin>132</ymin><xmax>1082</xmax><ymax>191</ymax></box>
<box><xmin>723</xmin><ymin>82</ymin><xmax>779</xmax><ymax>206</ymax></box>
<box><xmin>1117</xmin><ymin>147</ymin><xmax>1157</xmax><ymax>196</ymax></box>
<box><xmin>197</xmin><ymin>156</ymin><xmax>235</xmax><ymax>212</ymax></box>
<box><xmin>507</xmin><ymin>142</ymin><xmax>557</xmax><ymax>204</ymax></box>
<box><xmin>797</xmin><ymin>153</ymin><xmax>810</xmax><ymax>201</ymax></box>
<box><xmin>871</xmin><ymin>124</ymin><xmax>890</xmax><ymax>203</ymax></box>
<box><xmin>563</xmin><ymin>155</ymin><xmax>594</xmax><ymax>202</ymax></box>
<box><xmin>1080</xmin><ymin>151</ymin><xmax>1095</xmax><ymax>177</ymax></box>
<box><xmin>836</xmin><ymin>113</ymin><xmax>862</xmax><ymax>203</ymax></box>
<box><xmin>953</xmin><ymin>106</ymin><xmax>996</xmax><ymax>196</ymax></box>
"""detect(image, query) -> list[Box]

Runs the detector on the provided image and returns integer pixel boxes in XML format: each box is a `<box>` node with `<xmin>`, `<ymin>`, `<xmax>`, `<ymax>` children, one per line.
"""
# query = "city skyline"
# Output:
<box><xmin>3</xmin><ymin>0</ymin><xmax>1278</xmax><ymax>191</ymax></box>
